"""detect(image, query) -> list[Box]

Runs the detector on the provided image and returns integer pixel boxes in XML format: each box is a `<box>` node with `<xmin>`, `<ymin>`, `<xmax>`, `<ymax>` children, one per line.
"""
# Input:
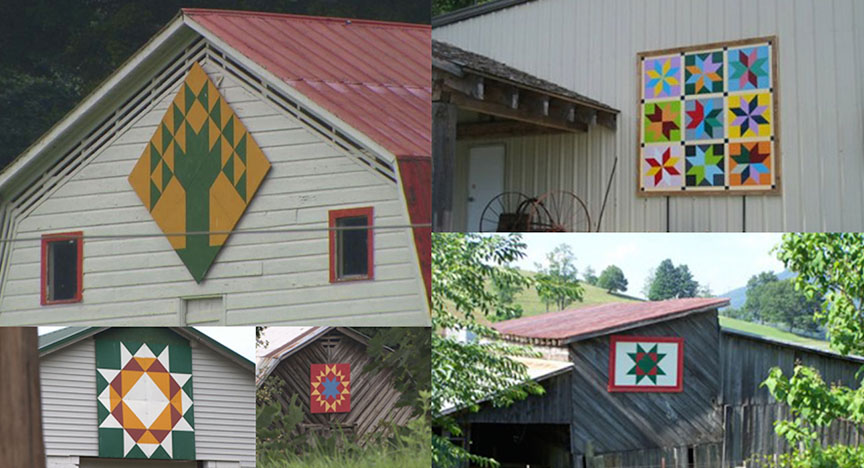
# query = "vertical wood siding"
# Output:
<box><xmin>462</xmin><ymin>371</ymin><xmax>571</xmax><ymax>424</ymax></box>
<box><xmin>39</xmin><ymin>335</ymin><xmax>255</xmax><ymax>466</ymax></box>
<box><xmin>434</xmin><ymin>0</ymin><xmax>864</xmax><ymax>232</ymax></box>
<box><xmin>0</xmin><ymin>55</ymin><xmax>427</xmax><ymax>325</ymax></box>
<box><xmin>266</xmin><ymin>328</ymin><xmax>415</xmax><ymax>443</ymax></box>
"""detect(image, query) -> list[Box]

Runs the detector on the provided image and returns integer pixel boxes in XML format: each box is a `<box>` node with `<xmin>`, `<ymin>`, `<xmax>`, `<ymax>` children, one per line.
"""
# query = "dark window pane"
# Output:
<box><xmin>336</xmin><ymin>216</ymin><xmax>368</xmax><ymax>278</ymax></box>
<box><xmin>48</xmin><ymin>239</ymin><xmax>78</xmax><ymax>301</ymax></box>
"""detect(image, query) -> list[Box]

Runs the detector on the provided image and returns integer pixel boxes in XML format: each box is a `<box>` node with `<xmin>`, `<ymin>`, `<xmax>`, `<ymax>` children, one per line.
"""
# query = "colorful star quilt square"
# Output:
<box><xmin>642</xmin><ymin>145</ymin><xmax>683</xmax><ymax>189</ymax></box>
<box><xmin>685</xmin><ymin>97</ymin><xmax>724</xmax><ymax>141</ymax></box>
<box><xmin>310</xmin><ymin>363</ymin><xmax>351</xmax><ymax>414</ymax></box>
<box><xmin>684</xmin><ymin>51</ymin><xmax>724</xmax><ymax>95</ymax></box>
<box><xmin>643</xmin><ymin>56</ymin><xmax>682</xmax><ymax>99</ymax></box>
<box><xmin>685</xmin><ymin>144</ymin><xmax>725</xmax><ymax>187</ymax></box>
<box><xmin>608</xmin><ymin>335</ymin><xmax>684</xmax><ymax>392</ymax></box>
<box><xmin>728</xmin><ymin>92</ymin><xmax>772</xmax><ymax>139</ymax></box>
<box><xmin>729</xmin><ymin>141</ymin><xmax>772</xmax><ymax>186</ymax></box>
<box><xmin>728</xmin><ymin>45</ymin><xmax>770</xmax><ymax>91</ymax></box>
<box><xmin>643</xmin><ymin>100</ymin><xmax>682</xmax><ymax>143</ymax></box>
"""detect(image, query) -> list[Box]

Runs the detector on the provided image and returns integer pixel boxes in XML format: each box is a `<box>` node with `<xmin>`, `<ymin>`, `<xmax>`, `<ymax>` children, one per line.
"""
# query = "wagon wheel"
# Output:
<box><xmin>529</xmin><ymin>190</ymin><xmax>592</xmax><ymax>232</ymax></box>
<box><xmin>478</xmin><ymin>191</ymin><xmax>532</xmax><ymax>232</ymax></box>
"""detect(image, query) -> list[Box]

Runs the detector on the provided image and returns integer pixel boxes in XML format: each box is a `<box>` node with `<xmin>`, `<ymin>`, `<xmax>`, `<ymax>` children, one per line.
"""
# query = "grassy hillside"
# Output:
<box><xmin>509</xmin><ymin>273</ymin><xmax>637</xmax><ymax>319</ymax></box>
<box><xmin>718</xmin><ymin>316</ymin><xmax>830</xmax><ymax>350</ymax></box>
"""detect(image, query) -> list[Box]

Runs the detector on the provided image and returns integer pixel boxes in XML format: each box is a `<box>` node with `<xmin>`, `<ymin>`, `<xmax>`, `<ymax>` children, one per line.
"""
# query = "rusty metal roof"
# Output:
<box><xmin>495</xmin><ymin>298</ymin><xmax>730</xmax><ymax>345</ymax></box>
<box><xmin>184</xmin><ymin>9</ymin><xmax>431</xmax><ymax>159</ymax></box>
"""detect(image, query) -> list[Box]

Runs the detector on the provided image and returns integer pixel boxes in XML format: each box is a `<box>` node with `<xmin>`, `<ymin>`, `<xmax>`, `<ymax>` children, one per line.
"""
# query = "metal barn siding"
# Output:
<box><xmin>568</xmin><ymin>311</ymin><xmax>723</xmax><ymax>455</ymax></box>
<box><xmin>434</xmin><ymin>0</ymin><xmax>864</xmax><ymax>232</ymax></box>
<box><xmin>265</xmin><ymin>328</ymin><xmax>415</xmax><ymax>443</ymax></box>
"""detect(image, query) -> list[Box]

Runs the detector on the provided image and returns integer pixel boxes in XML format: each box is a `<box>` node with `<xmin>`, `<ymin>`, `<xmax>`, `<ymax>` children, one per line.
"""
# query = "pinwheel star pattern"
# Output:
<box><xmin>729</xmin><ymin>93</ymin><xmax>771</xmax><ymax>138</ymax></box>
<box><xmin>686</xmin><ymin>144</ymin><xmax>725</xmax><ymax>186</ymax></box>
<box><xmin>644</xmin><ymin>101</ymin><xmax>681</xmax><ymax>142</ymax></box>
<box><xmin>728</xmin><ymin>46</ymin><xmax>770</xmax><ymax>91</ymax></box>
<box><xmin>685</xmin><ymin>98</ymin><xmax>723</xmax><ymax>140</ymax></box>
<box><xmin>685</xmin><ymin>52</ymin><xmax>724</xmax><ymax>94</ymax></box>
<box><xmin>644</xmin><ymin>56</ymin><xmax>681</xmax><ymax>98</ymax></box>
<box><xmin>730</xmin><ymin>142</ymin><xmax>772</xmax><ymax>185</ymax></box>
<box><xmin>643</xmin><ymin>145</ymin><xmax>682</xmax><ymax>188</ymax></box>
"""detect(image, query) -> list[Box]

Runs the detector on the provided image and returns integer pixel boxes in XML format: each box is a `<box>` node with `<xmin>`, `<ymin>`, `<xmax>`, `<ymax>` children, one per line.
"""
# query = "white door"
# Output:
<box><xmin>466</xmin><ymin>145</ymin><xmax>505</xmax><ymax>231</ymax></box>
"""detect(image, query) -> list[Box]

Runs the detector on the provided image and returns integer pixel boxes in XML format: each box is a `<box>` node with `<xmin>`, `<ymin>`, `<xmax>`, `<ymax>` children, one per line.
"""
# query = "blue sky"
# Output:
<box><xmin>511</xmin><ymin>233</ymin><xmax>785</xmax><ymax>297</ymax></box>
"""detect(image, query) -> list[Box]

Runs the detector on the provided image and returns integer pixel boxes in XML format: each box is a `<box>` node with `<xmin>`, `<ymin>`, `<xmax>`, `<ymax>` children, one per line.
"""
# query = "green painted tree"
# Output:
<box><xmin>597</xmin><ymin>265</ymin><xmax>628</xmax><ymax>293</ymax></box>
<box><xmin>646</xmin><ymin>259</ymin><xmax>700</xmax><ymax>301</ymax></box>
<box><xmin>761</xmin><ymin>233</ymin><xmax>864</xmax><ymax>467</ymax></box>
<box><xmin>432</xmin><ymin>233</ymin><xmax>580</xmax><ymax>468</ymax></box>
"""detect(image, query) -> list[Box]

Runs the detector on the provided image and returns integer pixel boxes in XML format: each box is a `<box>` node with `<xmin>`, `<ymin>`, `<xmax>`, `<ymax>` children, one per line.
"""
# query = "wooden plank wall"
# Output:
<box><xmin>267</xmin><ymin>329</ymin><xmax>415</xmax><ymax>444</ymax></box>
<box><xmin>569</xmin><ymin>311</ymin><xmax>724</xmax><ymax>454</ymax></box>
<box><xmin>0</xmin><ymin>327</ymin><xmax>46</xmax><ymax>468</ymax></box>
<box><xmin>582</xmin><ymin>443</ymin><xmax>723</xmax><ymax>468</ymax></box>
<box><xmin>462</xmin><ymin>371</ymin><xmax>571</xmax><ymax>424</ymax></box>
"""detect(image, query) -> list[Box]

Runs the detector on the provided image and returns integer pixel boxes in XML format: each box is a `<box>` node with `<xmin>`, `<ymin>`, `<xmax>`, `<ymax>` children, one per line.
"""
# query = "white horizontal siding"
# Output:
<box><xmin>39</xmin><ymin>334</ymin><xmax>255</xmax><ymax>467</ymax></box>
<box><xmin>0</xmin><ymin>56</ymin><xmax>428</xmax><ymax>324</ymax></box>
<box><xmin>435</xmin><ymin>0</ymin><xmax>864</xmax><ymax>232</ymax></box>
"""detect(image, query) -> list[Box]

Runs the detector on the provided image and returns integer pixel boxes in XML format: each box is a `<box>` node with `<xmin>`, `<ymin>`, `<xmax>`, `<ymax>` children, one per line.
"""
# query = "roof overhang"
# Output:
<box><xmin>433</xmin><ymin>41</ymin><xmax>618</xmax><ymax>139</ymax></box>
<box><xmin>433</xmin><ymin>0</ymin><xmax>540</xmax><ymax>28</ymax></box>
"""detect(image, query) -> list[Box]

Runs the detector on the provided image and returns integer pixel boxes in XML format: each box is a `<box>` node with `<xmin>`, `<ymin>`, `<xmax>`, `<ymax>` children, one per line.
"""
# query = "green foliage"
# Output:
<box><xmin>257</xmin><ymin>377</ymin><xmax>307</xmax><ymax>459</ymax></box>
<box><xmin>745</xmin><ymin>276</ymin><xmax>821</xmax><ymax>333</ymax></box>
<box><xmin>432</xmin><ymin>0</ymin><xmax>496</xmax><ymax>17</ymax></box>
<box><xmin>432</xmin><ymin>233</ymin><xmax>553</xmax><ymax>468</ymax></box>
<box><xmin>534</xmin><ymin>244</ymin><xmax>584</xmax><ymax>312</ymax></box>
<box><xmin>0</xmin><ymin>0</ymin><xmax>429</xmax><ymax>170</ymax></box>
<box><xmin>359</xmin><ymin>327</ymin><xmax>430</xmax><ymax>416</ymax></box>
<box><xmin>645</xmin><ymin>259</ymin><xmax>699</xmax><ymax>301</ymax></box>
<box><xmin>760</xmin><ymin>233</ymin><xmax>864</xmax><ymax>466</ymax></box>
<box><xmin>582</xmin><ymin>266</ymin><xmax>598</xmax><ymax>286</ymax></box>
<box><xmin>490</xmin><ymin>271</ymin><xmax>525</xmax><ymax>320</ymax></box>
<box><xmin>597</xmin><ymin>265</ymin><xmax>627</xmax><ymax>293</ymax></box>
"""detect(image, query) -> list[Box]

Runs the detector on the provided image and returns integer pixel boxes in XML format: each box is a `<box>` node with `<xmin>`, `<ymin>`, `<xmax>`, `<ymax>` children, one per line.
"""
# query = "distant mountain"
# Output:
<box><xmin>719</xmin><ymin>270</ymin><xmax>796</xmax><ymax>309</ymax></box>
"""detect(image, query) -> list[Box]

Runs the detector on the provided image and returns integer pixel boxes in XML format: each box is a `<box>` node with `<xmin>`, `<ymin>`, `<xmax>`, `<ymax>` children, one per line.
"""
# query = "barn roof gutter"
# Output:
<box><xmin>433</xmin><ymin>0</ymin><xmax>541</xmax><ymax>28</ymax></box>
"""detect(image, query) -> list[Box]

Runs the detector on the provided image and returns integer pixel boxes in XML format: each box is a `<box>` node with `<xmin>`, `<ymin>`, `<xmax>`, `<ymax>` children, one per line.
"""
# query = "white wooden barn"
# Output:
<box><xmin>38</xmin><ymin>326</ymin><xmax>255</xmax><ymax>468</ymax></box>
<box><xmin>432</xmin><ymin>0</ymin><xmax>864</xmax><ymax>232</ymax></box>
<box><xmin>0</xmin><ymin>9</ymin><xmax>431</xmax><ymax>326</ymax></box>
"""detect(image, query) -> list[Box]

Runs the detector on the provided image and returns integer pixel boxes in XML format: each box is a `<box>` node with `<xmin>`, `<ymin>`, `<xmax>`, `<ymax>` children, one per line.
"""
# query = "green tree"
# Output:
<box><xmin>534</xmin><ymin>244</ymin><xmax>582</xmax><ymax>312</ymax></box>
<box><xmin>358</xmin><ymin>327</ymin><xmax>430</xmax><ymax>416</ymax></box>
<box><xmin>646</xmin><ymin>259</ymin><xmax>700</xmax><ymax>301</ymax></box>
<box><xmin>582</xmin><ymin>266</ymin><xmax>598</xmax><ymax>286</ymax></box>
<box><xmin>490</xmin><ymin>272</ymin><xmax>525</xmax><ymax>320</ymax></box>
<box><xmin>433</xmin><ymin>233</ymin><xmax>578</xmax><ymax>467</ymax></box>
<box><xmin>597</xmin><ymin>265</ymin><xmax>627</xmax><ymax>293</ymax></box>
<box><xmin>432</xmin><ymin>0</ymin><xmax>496</xmax><ymax>16</ymax></box>
<box><xmin>761</xmin><ymin>233</ymin><xmax>864</xmax><ymax>466</ymax></box>
<box><xmin>744</xmin><ymin>274</ymin><xmax>820</xmax><ymax>333</ymax></box>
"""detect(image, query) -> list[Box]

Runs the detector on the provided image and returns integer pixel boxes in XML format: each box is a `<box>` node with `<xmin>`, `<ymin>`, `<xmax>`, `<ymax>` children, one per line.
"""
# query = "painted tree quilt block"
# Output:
<box><xmin>643</xmin><ymin>101</ymin><xmax>682</xmax><ymax>143</ymax></box>
<box><xmin>684</xmin><ymin>51</ymin><xmax>724</xmax><ymax>95</ymax></box>
<box><xmin>685</xmin><ymin>144</ymin><xmax>725</xmax><ymax>187</ymax></box>
<box><xmin>128</xmin><ymin>62</ymin><xmax>272</xmax><ymax>283</ymax></box>
<box><xmin>638</xmin><ymin>37</ymin><xmax>777</xmax><ymax>195</ymax></box>
<box><xmin>642</xmin><ymin>145</ymin><xmax>683</xmax><ymax>189</ymax></box>
<box><xmin>728</xmin><ymin>92</ymin><xmax>772</xmax><ymax>139</ymax></box>
<box><xmin>685</xmin><ymin>97</ymin><xmax>724</xmax><ymax>140</ymax></box>
<box><xmin>729</xmin><ymin>141</ymin><xmax>772</xmax><ymax>186</ymax></box>
<box><xmin>643</xmin><ymin>56</ymin><xmax>682</xmax><ymax>98</ymax></box>
<box><xmin>608</xmin><ymin>335</ymin><xmax>684</xmax><ymax>392</ymax></box>
<box><xmin>310</xmin><ymin>363</ymin><xmax>351</xmax><ymax>413</ymax></box>
<box><xmin>728</xmin><ymin>45</ymin><xmax>770</xmax><ymax>91</ymax></box>
<box><xmin>95</xmin><ymin>329</ymin><xmax>194</xmax><ymax>460</ymax></box>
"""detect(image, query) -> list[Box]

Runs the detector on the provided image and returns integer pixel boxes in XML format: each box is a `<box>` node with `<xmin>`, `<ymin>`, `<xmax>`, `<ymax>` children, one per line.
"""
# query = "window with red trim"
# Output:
<box><xmin>329</xmin><ymin>207</ymin><xmax>374</xmax><ymax>283</ymax></box>
<box><xmin>41</xmin><ymin>232</ymin><xmax>83</xmax><ymax>305</ymax></box>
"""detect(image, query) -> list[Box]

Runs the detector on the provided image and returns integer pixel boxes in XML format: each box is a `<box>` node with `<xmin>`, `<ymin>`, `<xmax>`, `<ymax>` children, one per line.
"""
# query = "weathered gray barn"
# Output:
<box><xmin>432</xmin><ymin>0</ymin><xmax>864</xmax><ymax>232</ymax></box>
<box><xmin>442</xmin><ymin>298</ymin><xmax>864</xmax><ymax>467</ymax></box>
<box><xmin>257</xmin><ymin>327</ymin><xmax>417</xmax><ymax>444</ymax></box>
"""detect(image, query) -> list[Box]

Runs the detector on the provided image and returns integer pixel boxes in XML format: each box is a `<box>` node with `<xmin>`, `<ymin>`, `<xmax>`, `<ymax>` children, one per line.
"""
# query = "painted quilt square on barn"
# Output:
<box><xmin>642</xmin><ymin>145</ymin><xmax>683</xmax><ymax>189</ymax></box>
<box><xmin>608</xmin><ymin>335</ymin><xmax>684</xmax><ymax>392</ymax></box>
<box><xmin>729</xmin><ymin>141</ymin><xmax>772</xmax><ymax>186</ymax></box>
<box><xmin>643</xmin><ymin>101</ymin><xmax>681</xmax><ymax>143</ymax></box>
<box><xmin>685</xmin><ymin>97</ymin><xmax>724</xmax><ymax>140</ymax></box>
<box><xmin>643</xmin><ymin>56</ymin><xmax>681</xmax><ymax>99</ymax></box>
<box><xmin>728</xmin><ymin>45</ymin><xmax>770</xmax><ymax>91</ymax></box>
<box><xmin>128</xmin><ymin>62</ymin><xmax>272</xmax><ymax>283</ymax></box>
<box><xmin>311</xmin><ymin>363</ymin><xmax>351</xmax><ymax>413</ymax></box>
<box><xmin>685</xmin><ymin>144</ymin><xmax>725</xmax><ymax>187</ymax></box>
<box><xmin>639</xmin><ymin>38</ymin><xmax>776</xmax><ymax>194</ymax></box>
<box><xmin>95</xmin><ymin>331</ymin><xmax>194</xmax><ymax>460</ymax></box>
<box><xmin>684</xmin><ymin>51</ymin><xmax>724</xmax><ymax>95</ymax></box>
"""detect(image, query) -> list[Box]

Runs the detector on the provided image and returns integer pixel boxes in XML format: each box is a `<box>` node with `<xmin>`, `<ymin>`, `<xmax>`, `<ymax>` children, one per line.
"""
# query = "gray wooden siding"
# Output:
<box><xmin>39</xmin><ymin>334</ymin><xmax>255</xmax><ymax>466</ymax></box>
<box><xmin>265</xmin><ymin>328</ymin><xmax>415</xmax><ymax>443</ymax></box>
<box><xmin>569</xmin><ymin>311</ymin><xmax>724</xmax><ymax>455</ymax></box>
<box><xmin>462</xmin><ymin>371</ymin><xmax>571</xmax><ymax>424</ymax></box>
<box><xmin>0</xmin><ymin>51</ymin><xmax>427</xmax><ymax>326</ymax></box>
<box><xmin>434</xmin><ymin>0</ymin><xmax>864</xmax><ymax>232</ymax></box>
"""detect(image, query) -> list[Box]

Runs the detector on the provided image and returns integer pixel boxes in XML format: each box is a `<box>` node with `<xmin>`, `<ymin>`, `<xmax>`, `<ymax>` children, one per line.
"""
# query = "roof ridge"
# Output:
<box><xmin>182</xmin><ymin>8</ymin><xmax>431</xmax><ymax>31</ymax></box>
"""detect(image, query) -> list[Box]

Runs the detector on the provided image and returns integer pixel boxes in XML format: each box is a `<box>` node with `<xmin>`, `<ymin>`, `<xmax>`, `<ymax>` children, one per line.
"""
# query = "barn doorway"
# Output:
<box><xmin>469</xmin><ymin>423</ymin><xmax>571</xmax><ymax>468</ymax></box>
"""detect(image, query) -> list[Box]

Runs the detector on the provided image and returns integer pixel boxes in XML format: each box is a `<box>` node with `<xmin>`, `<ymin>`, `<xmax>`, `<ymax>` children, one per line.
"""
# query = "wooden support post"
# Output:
<box><xmin>433</xmin><ymin>101</ymin><xmax>458</xmax><ymax>232</ymax></box>
<box><xmin>0</xmin><ymin>327</ymin><xmax>45</xmax><ymax>468</ymax></box>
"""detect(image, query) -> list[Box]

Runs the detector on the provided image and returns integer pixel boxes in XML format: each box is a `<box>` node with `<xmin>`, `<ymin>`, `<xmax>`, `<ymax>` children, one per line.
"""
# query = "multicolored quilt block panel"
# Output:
<box><xmin>95</xmin><ymin>330</ymin><xmax>194</xmax><ymax>460</ymax></box>
<box><xmin>639</xmin><ymin>38</ymin><xmax>776</xmax><ymax>194</ymax></box>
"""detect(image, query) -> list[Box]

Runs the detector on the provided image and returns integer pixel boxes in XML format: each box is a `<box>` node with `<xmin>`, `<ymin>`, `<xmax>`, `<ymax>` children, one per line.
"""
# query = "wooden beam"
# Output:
<box><xmin>597</xmin><ymin>111</ymin><xmax>617</xmax><ymax>130</ymax></box>
<box><xmin>450</xmin><ymin>93</ymin><xmax>587</xmax><ymax>133</ymax></box>
<box><xmin>0</xmin><ymin>328</ymin><xmax>46</xmax><ymax>468</ymax></box>
<box><xmin>457</xmin><ymin>120</ymin><xmax>564</xmax><ymax>139</ymax></box>
<box><xmin>432</xmin><ymin>102</ymin><xmax>458</xmax><ymax>231</ymax></box>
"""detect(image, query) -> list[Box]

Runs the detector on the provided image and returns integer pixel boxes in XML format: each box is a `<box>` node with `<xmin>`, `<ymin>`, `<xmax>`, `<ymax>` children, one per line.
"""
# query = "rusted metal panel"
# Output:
<box><xmin>397</xmin><ymin>157</ymin><xmax>431</xmax><ymax>301</ymax></box>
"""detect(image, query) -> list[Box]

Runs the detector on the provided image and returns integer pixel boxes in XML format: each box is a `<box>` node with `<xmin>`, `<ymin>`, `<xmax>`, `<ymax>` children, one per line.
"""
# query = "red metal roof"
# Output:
<box><xmin>183</xmin><ymin>9</ymin><xmax>431</xmax><ymax>159</ymax></box>
<box><xmin>494</xmin><ymin>298</ymin><xmax>730</xmax><ymax>344</ymax></box>
<box><xmin>183</xmin><ymin>9</ymin><xmax>432</xmax><ymax>303</ymax></box>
